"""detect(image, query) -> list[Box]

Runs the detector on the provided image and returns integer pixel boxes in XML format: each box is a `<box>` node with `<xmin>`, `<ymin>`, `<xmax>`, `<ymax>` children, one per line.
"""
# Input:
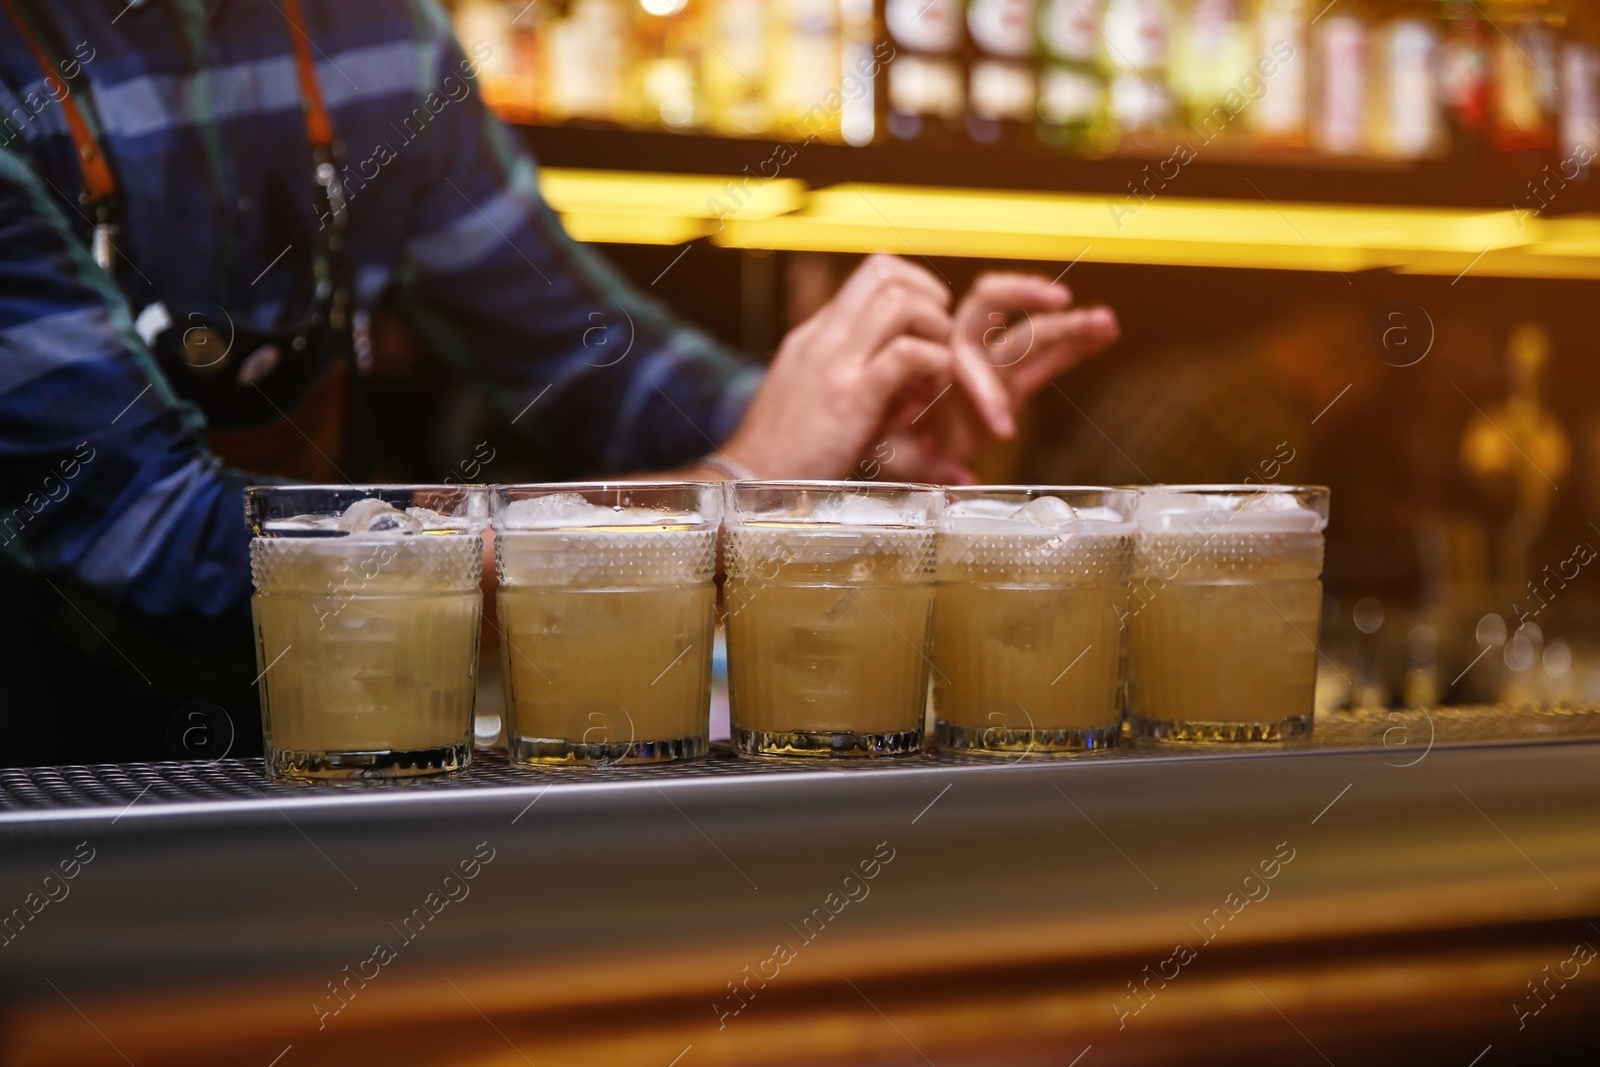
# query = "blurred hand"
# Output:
<box><xmin>721</xmin><ymin>254</ymin><xmax>954</xmax><ymax>479</ymax></box>
<box><xmin>874</xmin><ymin>273</ymin><xmax>1120</xmax><ymax>482</ymax></box>
<box><xmin>952</xmin><ymin>272</ymin><xmax>1121</xmax><ymax>436</ymax></box>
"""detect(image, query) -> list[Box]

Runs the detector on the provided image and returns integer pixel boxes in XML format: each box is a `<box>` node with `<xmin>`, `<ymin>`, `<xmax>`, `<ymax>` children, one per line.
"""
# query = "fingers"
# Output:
<box><xmin>950</xmin><ymin>346</ymin><xmax>1014</xmax><ymax>440</ymax></box>
<box><xmin>950</xmin><ymin>272</ymin><xmax>1080</xmax><ymax>439</ymax></box>
<box><xmin>831</xmin><ymin>253</ymin><xmax>952</xmax><ymax>321</ymax></box>
<box><xmin>849</xmin><ymin>284</ymin><xmax>953</xmax><ymax>357</ymax></box>
<box><xmin>861</xmin><ymin>335</ymin><xmax>953</xmax><ymax>411</ymax></box>
<box><xmin>963</xmin><ymin>272</ymin><xmax>1073</xmax><ymax>315</ymax></box>
<box><xmin>1010</xmin><ymin>306</ymin><xmax>1122</xmax><ymax>397</ymax></box>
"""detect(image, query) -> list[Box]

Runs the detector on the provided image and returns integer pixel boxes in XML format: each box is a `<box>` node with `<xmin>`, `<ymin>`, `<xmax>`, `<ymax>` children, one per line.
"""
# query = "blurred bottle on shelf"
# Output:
<box><xmin>1558</xmin><ymin>2</ymin><xmax>1600</xmax><ymax>158</ymax></box>
<box><xmin>1370</xmin><ymin>0</ymin><xmax>1445</xmax><ymax>159</ymax></box>
<box><xmin>840</xmin><ymin>0</ymin><xmax>880</xmax><ymax>145</ymax></box>
<box><xmin>1171</xmin><ymin>0</ymin><xmax>1254</xmax><ymax>149</ymax></box>
<box><xmin>704</xmin><ymin>0</ymin><xmax>772</xmax><ymax>135</ymax></box>
<box><xmin>1311</xmin><ymin>0</ymin><xmax>1369</xmax><ymax>156</ymax></box>
<box><xmin>965</xmin><ymin>0</ymin><xmax>1039</xmax><ymax>144</ymax></box>
<box><xmin>1438</xmin><ymin>0</ymin><xmax>1493</xmax><ymax>151</ymax></box>
<box><xmin>633</xmin><ymin>0</ymin><xmax>705</xmax><ymax>131</ymax></box>
<box><xmin>1036</xmin><ymin>0</ymin><xmax>1109</xmax><ymax>152</ymax></box>
<box><xmin>452</xmin><ymin>0</ymin><xmax>539</xmax><ymax>123</ymax></box>
<box><xmin>883</xmin><ymin>0</ymin><xmax>968</xmax><ymax>142</ymax></box>
<box><xmin>541</xmin><ymin>0</ymin><xmax>631</xmax><ymax>124</ymax></box>
<box><xmin>1459</xmin><ymin>322</ymin><xmax>1571</xmax><ymax>615</ymax></box>
<box><xmin>770</xmin><ymin>0</ymin><xmax>845</xmax><ymax>141</ymax></box>
<box><xmin>1102</xmin><ymin>0</ymin><xmax>1175</xmax><ymax>143</ymax></box>
<box><xmin>1490</xmin><ymin>0</ymin><xmax>1557</xmax><ymax>153</ymax></box>
<box><xmin>1251</xmin><ymin>0</ymin><xmax>1310</xmax><ymax>148</ymax></box>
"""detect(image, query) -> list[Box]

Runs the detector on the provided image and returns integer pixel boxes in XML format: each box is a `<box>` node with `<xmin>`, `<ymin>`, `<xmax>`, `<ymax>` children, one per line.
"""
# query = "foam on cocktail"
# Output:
<box><xmin>944</xmin><ymin>494</ymin><xmax>1134</xmax><ymax>537</ymax></box>
<box><xmin>497</xmin><ymin>492</ymin><xmax>703</xmax><ymax>531</ymax></box>
<box><xmin>1135</xmin><ymin>487</ymin><xmax>1326</xmax><ymax>535</ymax></box>
<box><xmin>263</xmin><ymin>498</ymin><xmax>479</xmax><ymax>537</ymax></box>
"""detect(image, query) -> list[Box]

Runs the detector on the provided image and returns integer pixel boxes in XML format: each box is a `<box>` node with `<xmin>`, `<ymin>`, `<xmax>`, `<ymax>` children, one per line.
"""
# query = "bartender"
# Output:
<box><xmin>0</xmin><ymin>0</ymin><xmax>1119</xmax><ymax>765</ymax></box>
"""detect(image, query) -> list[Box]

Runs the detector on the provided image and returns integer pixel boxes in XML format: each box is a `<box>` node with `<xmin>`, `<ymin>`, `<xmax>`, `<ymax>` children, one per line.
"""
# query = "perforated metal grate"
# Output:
<box><xmin>2</xmin><ymin>705</ymin><xmax>1595</xmax><ymax>818</ymax></box>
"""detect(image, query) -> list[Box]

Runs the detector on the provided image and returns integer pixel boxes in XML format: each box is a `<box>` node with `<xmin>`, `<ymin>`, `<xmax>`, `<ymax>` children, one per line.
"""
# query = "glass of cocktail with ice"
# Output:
<box><xmin>245</xmin><ymin>485</ymin><xmax>488</xmax><ymax>780</ymax></box>
<box><xmin>722</xmin><ymin>481</ymin><xmax>941</xmax><ymax>758</ymax></box>
<box><xmin>1126</xmin><ymin>485</ymin><xmax>1330</xmax><ymax>742</ymax></box>
<box><xmin>933</xmin><ymin>487</ymin><xmax>1135</xmax><ymax>754</ymax></box>
<box><xmin>493</xmin><ymin>482</ymin><xmax>720</xmax><ymax>765</ymax></box>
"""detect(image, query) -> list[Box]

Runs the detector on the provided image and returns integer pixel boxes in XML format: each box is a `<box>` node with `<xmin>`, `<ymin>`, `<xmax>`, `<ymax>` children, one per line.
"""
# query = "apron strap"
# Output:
<box><xmin>0</xmin><ymin>0</ymin><xmax>117</xmax><ymax>207</ymax></box>
<box><xmin>280</xmin><ymin>0</ymin><xmax>336</xmax><ymax>152</ymax></box>
<box><xmin>0</xmin><ymin>1</ymin><xmax>337</xmax><ymax>216</ymax></box>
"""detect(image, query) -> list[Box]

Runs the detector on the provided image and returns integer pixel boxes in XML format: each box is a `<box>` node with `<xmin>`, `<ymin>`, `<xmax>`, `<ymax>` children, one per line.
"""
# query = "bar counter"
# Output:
<box><xmin>2</xmin><ymin>708</ymin><xmax>1598</xmax><ymax>1065</ymax></box>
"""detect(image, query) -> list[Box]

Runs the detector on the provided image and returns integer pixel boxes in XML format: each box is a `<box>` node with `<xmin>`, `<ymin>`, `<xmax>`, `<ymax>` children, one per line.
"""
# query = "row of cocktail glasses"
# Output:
<box><xmin>246</xmin><ymin>480</ymin><xmax>1329</xmax><ymax>781</ymax></box>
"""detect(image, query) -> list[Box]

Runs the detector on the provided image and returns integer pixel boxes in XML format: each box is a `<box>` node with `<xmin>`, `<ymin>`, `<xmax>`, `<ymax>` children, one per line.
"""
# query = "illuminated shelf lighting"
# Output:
<box><xmin>537</xmin><ymin>168</ymin><xmax>1600</xmax><ymax>280</ymax></box>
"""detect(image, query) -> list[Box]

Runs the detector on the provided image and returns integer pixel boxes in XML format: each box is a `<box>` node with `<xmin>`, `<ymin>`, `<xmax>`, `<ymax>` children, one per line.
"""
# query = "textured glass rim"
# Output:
<box><xmin>946</xmin><ymin>484</ymin><xmax>1132</xmax><ymax>495</ymax></box>
<box><xmin>491</xmin><ymin>480</ymin><xmax>722</xmax><ymax>530</ymax></box>
<box><xmin>247</xmin><ymin>483</ymin><xmax>490</xmax><ymax>495</ymax></box>
<box><xmin>1137</xmin><ymin>483</ymin><xmax>1327</xmax><ymax>495</ymax></box>
<box><xmin>945</xmin><ymin>484</ymin><xmax>1136</xmax><ymax>507</ymax></box>
<box><xmin>725</xmin><ymin>479</ymin><xmax>943</xmax><ymax>528</ymax></box>
<box><xmin>728</xmin><ymin>479</ymin><xmax>939</xmax><ymax>493</ymax></box>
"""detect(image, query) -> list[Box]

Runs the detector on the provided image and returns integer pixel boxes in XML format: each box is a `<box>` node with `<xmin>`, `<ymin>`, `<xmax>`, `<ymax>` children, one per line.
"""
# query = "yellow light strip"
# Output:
<box><xmin>537</xmin><ymin>168</ymin><xmax>1600</xmax><ymax>280</ymax></box>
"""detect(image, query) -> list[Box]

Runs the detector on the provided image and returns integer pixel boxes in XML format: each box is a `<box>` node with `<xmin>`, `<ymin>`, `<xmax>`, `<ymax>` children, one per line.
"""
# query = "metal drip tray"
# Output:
<box><xmin>2</xmin><ymin>703</ymin><xmax>1597</xmax><ymax>823</ymax></box>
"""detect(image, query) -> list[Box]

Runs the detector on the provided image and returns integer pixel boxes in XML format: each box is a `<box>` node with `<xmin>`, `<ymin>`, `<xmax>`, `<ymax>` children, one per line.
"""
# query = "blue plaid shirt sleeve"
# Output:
<box><xmin>0</xmin><ymin>146</ymin><xmax>253</xmax><ymax>622</ymax></box>
<box><xmin>388</xmin><ymin>5</ymin><xmax>762</xmax><ymax>476</ymax></box>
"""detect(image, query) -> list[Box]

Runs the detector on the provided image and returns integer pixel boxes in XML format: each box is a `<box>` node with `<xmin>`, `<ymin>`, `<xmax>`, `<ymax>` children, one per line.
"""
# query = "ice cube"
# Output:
<box><xmin>1013</xmin><ymin>495</ymin><xmax>1078</xmax><ymax>527</ymax></box>
<box><xmin>1230</xmin><ymin>491</ymin><xmax>1323</xmax><ymax>532</ymax></box>
<box><xmin>1069</xmin><ymin>506</ymin><xmax>1131</xmax><ymax>527</ymax></box>
<box><xmin>499</xmin><ymin>493</ymin><xmax>592</xmax><ymax>529</ymax></box>
<box><xmin>811</xmin><ymin>492</ymin><xmax>915</xmax><ymax>527</ymax></box>
<box><xmin>1135</xmin><ymin>489</ymin><xmax>1322</xmax><ymax>534</ymax></box>
<box><xmin>337</xmin><ymin>498</ymin><xmax>422</xmax><ymax>535</ymax></box>
<box><xmin>499</xmin><ymin>493</ymin><xmax>698</xmax><ymax>530</ymax></box>
<box><xmin>945</xmin><ymin>498</ymin><xmax>1020</xmax><ymax>520</ymax></box>
<box><xmin>403</xmin><ymin>506</ymin><xmax>452</xmax><ymax>530</ymax></box>
<box><xmin>263</xmin><ymin>514</ymin><xmax>339</xmax><ymax>535</ymax></box>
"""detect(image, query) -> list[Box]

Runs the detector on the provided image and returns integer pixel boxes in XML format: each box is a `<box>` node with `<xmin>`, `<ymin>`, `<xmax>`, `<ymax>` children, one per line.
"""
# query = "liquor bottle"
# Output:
<box><xmin>451</xmin><ymin>0</ymin><xmax>532</xmax><ymax>122</ymax></box>
<box><xmin>1252</xmin><ymin>0</ymin><xmax>1310</xmax><ymax>150</ymax></box>
<box><xmin>705</xmin><ymin>0</ymin><xmax>771</xmax><ymax>136</ymax></box>
<box><xmin>1437</xmin><ymin>0</ymin><xmax>1493</xmax><ymax>147</ymax></box>
<box><xmin>966</xmin><ymin>0</ymin><xmax>1039</xmax><ymax>144</ymax></box>
<box><xmin>1491</xmin><ymin>0</ymin><xmax>1557</xmax><ymax>153</ymax></box>
<box><xmin>1311</xmin><ymin>0</ymin><xmax>1369</xmax><ymax>156</ymax></box>
<box><xmin>882</xmin><ymin>0</ymin><xmax>967</xmax><ymax>142</ymax></box>
<box><xmin>542</xmin><ymin>0</ymin><xmax>630</xmax><ymax>123</ymax></box>
<box><xmin>1036</xmin><ymin>0</ymin><xmax>1108</xmax><ymax>151</ymax></box>
<box><xmin>1370</xmin><ymin>1</ymin><xmax>1444</xmax><ymax>159</ymax></box>
<box><xmin>1558</xmin><ymin>1</ymin><xmax>1600</xmax><ymax>159</ymax></box>
<box><xmin>1171</xmin><ymin>0</ymin><xmax>1253</xmax><ymax>148</ymax></box>
<box><xmin>1102</xmin><ymin>0</ymin><xmax>1174</xmax><ymax>144</ymax></box>
<box><xmin>840</xmin><ymin>0</ymin><xmax>879</xmax><ymax>145</ymax></box>
<box><xmin>635</xmin><ymin>0</ymin><xmax>706</xmax><ymax>131</ymax></box>
<box><xmin>770</xmin><ymin>0</ymin><xmax>844</xmax><ymax>142</ymax></box>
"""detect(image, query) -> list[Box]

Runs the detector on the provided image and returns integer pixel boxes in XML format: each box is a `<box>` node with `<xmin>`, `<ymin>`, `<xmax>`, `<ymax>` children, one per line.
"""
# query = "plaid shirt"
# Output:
<box><xmin>0</xmin><ymin>0</ymin><xmax>759</xmax><ymax>626</ymax></box>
